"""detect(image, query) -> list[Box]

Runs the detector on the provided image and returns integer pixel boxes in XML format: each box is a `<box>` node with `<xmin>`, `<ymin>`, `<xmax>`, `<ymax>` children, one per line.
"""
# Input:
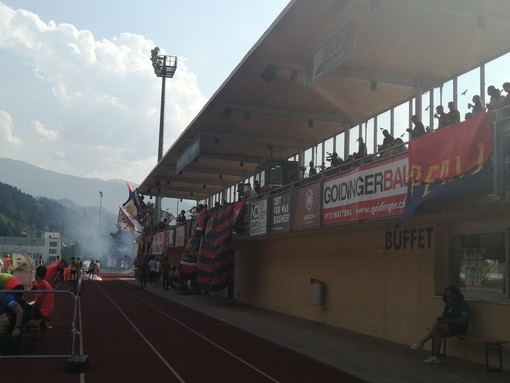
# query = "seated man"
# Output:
<box><xmin>411</xmin><ymin>286</ymin><xmax>470</xmax><ymax>364</ymax></box>
<box><xmin>27</xmin><ymin>266</ymin><xmax>55</xmax><ymax>324</ymax></box>
<box><xmin>0</xmin><ymin>274</ymin><xmax>25</xmax><ymax>339</ymax></box>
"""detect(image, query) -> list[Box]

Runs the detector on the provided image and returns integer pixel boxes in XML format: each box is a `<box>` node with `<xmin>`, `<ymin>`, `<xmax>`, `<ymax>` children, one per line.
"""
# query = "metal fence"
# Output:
<box><xmin>0</xmin><ymin>286</ymin><xmax>82</xmax><ymax>361</ymax></box>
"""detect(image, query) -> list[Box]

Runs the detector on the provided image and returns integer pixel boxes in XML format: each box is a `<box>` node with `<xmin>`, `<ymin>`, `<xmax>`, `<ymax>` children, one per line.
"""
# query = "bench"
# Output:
<box><xmin>440</xmin><ymin>335</ymin><xmax>510</xmax><ymax>372</ymax></box>
<box><xmin>22</xmin><ymin>318</ymin><xmax>46</xmax><ymax>340</ymax></box>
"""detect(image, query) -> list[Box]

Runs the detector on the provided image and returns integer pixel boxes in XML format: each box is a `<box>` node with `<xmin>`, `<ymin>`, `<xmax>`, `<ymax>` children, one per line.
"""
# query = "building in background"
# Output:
<box><xmin>0</xmin><ymin>232</ymin><xmax>62</xmax><ymax>264</ymax></box>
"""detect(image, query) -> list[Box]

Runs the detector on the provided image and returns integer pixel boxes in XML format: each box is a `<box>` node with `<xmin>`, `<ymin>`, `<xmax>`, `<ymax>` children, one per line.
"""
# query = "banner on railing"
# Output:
<box><xmin>396</xmin><ymin>114</ymin><xmax>494</xmax><ymax>227</ymax></box>
<box><xmin>175</xmin><ymin>224</ymin><xmax>186</xmax><ymax>247</ymax></box>
<box><xmin>292</xmin><ymin>181</ymin><xmax>321</xmax><ymax>230</ymax></box>
<box><xmin>322</xmin><ymin>155</ymin><xmax>408</xmax><ymax>225</ymax></box>
<box><xmin>409</xmin><ymin>113</ymin><xmax>493</xmax><ymax>183</ymax></box>
<box><xmin>270</xmin><ymin>192</ymin><xmax>291</xmax><ymax>233</ymax></box>
<box><xmin>249</xmin><ymin>199</ymin><xmax>268</xmax><ymax>236</ymax></box>
<box><xmin>150</xmin><ymin>231</ymin><xmax>167</xmax><ymax>255</ymax></box>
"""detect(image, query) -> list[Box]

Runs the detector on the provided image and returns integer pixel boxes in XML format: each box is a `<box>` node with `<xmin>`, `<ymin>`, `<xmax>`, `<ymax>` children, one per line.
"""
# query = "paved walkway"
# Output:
<box><xmin>129</xmin><ymin>281</ymin><xmax>510</xmax><ymax>383</ymax></box>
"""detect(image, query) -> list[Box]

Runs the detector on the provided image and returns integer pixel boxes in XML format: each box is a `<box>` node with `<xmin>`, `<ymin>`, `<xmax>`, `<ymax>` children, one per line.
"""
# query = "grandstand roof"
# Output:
<box><xmin>139</xmin><ymin>0</ymin><xmax>510</xmax><ymax>201</ymax></box>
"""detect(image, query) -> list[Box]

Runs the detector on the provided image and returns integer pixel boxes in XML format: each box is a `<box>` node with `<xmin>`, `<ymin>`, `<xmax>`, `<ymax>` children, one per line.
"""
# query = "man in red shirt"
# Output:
<box><xmin>28</xmin><ymin>266</ymin><xmax>55</xmax><ymax>323</ymax></box>
<box><xmin>3</xmin><ymin>254</ymin><xmax>10</xmax><ymax>273</ymax></box>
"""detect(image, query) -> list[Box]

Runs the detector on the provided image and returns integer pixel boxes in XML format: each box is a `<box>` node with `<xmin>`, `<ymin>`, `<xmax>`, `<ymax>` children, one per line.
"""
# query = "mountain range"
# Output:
<box><xmin>0</xmin><ymin>157</ymin><xmax>133</xmax><ymax>215</ymax></box>
<box><xmin>0</xmin><ymin>157</ymin><xmax>194</xmax><ymax>225</ymax></box>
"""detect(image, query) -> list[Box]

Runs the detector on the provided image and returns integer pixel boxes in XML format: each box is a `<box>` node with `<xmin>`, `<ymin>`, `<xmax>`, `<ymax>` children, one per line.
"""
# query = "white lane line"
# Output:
<box><xmin>120</xmin><ymin>284</ymin><xmax>281</xmax><ymax>383</ymax></box>
<box><xmin>96</xmin><ymin>283</ymin><xmax>186</xmax><ymax>383</ymax></box>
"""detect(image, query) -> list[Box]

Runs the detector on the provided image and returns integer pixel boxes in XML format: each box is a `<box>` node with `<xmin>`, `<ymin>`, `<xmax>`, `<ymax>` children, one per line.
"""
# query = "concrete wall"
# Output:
<box><xmin>234</xmin><ymin>212</ymin><xmax>510</xmax><ymax>366</ymax></box>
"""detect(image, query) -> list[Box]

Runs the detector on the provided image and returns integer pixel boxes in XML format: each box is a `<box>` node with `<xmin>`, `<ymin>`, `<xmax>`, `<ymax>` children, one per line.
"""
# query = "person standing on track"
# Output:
<box><xmin>3</xmin><ymin>254</ymin><xmax>10</xmax><ymax>274</ymax></box>
<box><xmin>148</xmin><ymin>257</ymin><xmax>159</xmax><ymax>288</ymax></box>
<box><xmin>87</xmin><ymin>260</ymin><xmax>97</xmax><ymax>280</ymax></box>
<box><xmin>137</xmin><ymin>257</ymin><xmax>148</xmax><ymax>289</ymax></box>
<box><xmin>160</xmin><ymin>257</ymin><xmax>170</xmax><ymax>291</ymax></box>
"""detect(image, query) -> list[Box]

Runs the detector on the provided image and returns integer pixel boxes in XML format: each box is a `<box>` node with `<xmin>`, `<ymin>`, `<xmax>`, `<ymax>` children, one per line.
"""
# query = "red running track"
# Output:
<box><xmin>6</xmin><ymin>275</ymin><xmax>366</xmax><ymax>383</ymax></box>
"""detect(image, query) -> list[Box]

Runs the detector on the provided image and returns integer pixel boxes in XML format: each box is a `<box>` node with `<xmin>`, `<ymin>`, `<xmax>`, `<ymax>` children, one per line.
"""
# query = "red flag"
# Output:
<box><xmin>409</xmin><ymin>113</ymin><xmax>493</xmax><ymax>183</ymax></box>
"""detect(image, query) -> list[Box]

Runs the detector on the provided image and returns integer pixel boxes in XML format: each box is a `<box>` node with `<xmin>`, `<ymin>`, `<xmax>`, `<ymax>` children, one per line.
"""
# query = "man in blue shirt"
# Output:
<box><xmin>410</xmin><ymin>286</ymin><xmax>470</xmax><ymax>364</ymax></box>
<box><xmin>0</xmin><ymin>290</ymin><xmax>24</xmax><ymax>338</ymax></box>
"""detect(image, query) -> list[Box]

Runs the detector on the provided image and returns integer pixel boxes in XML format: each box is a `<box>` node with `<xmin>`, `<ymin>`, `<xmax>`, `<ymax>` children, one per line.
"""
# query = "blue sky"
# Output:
<box><xmin>0</xmin><ymin>0</ymin><xmax>290</xmax><ymax>185</ymax></box>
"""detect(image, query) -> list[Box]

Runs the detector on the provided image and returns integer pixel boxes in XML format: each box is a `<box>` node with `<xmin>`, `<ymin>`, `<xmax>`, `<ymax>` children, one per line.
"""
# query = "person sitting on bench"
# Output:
<box><xmin>410</xmin><ymin>285</ymin><xmax>470</xmax><ymax>364</ymax></box>
<box><xmin>26</xmin><ymin>266</ymin><xmax>55</xmax><ymax>326</ymax></box>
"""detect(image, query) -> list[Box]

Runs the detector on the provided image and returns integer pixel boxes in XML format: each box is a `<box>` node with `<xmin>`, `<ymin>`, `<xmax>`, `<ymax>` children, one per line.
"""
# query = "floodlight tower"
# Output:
<box><xmin>150</xmin><ymin>47</ymin><xmax>177</xmax><ymax>225</ymax></box>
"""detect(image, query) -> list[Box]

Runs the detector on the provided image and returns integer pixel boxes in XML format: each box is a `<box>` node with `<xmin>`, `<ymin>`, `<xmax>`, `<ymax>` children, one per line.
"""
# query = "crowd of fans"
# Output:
<box><xmin>301</xmin><ymin>81</ymin><xmax>510</xmax><ymax>178</ymax></box>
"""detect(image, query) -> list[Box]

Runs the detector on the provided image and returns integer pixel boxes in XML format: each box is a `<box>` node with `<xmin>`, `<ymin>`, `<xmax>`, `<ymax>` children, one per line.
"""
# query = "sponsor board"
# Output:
<box><xmin>322</xmin><ymin>156</ymin><xmax>408</xmax><ymax>225</ymax></box>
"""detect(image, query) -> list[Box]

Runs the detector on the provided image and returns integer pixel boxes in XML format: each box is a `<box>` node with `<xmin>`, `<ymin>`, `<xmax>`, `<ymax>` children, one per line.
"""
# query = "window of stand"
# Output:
<box><xmin>448</xmin><ymin>231</ymin><xmax>509</xmax><ymax>303</ymax></box>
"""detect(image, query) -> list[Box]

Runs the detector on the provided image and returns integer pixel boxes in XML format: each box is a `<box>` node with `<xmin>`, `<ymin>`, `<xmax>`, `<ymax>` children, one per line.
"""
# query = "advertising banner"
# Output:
<box><xmin>167</xmin><ymin>228</ymin><xmax>175</xmax><ymax>248</ymax></box>
<box><xmin>249</xmin><ymin>199</ymin><xmax>268</xmax><ymax>236</ymax></box>
<box><xmin>292</xmin><ymin>181</ymin><xmax>321</xmax><ymax>230</ymax></box>
<box><xmin>151</xmin><ymin>231</ymin><xmax>167</xmax><ymax>255</ymax></box>
<box><xmin>175</xmin><ymin>224</ymin><xmax>186</xmax><ymax>247</ymax></box>
<box><xmin>322</xmin><ymin>155</ymin><xmax>408</xmax><ymax>225</ymax></box>
<box><xmin>270</xmin><ymin>192</ymin><xmax>291</xmax><ymax>233</ymax></box>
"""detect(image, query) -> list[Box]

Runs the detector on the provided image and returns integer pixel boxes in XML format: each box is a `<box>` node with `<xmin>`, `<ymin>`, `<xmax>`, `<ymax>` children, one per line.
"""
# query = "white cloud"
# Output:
<box><xmin>32</xmin><ymin>119</ymin><xmax>58</xmax><ymax>140</ymax></box>
<box><xmin>0</xmin><ymin>3</ymin><xmax>207</xmax><ymax>183</ymax></box>
<box><xmin>0</xmin><ymin>110</ymin><xmax>23</xmax><ymax>146</ymax></box>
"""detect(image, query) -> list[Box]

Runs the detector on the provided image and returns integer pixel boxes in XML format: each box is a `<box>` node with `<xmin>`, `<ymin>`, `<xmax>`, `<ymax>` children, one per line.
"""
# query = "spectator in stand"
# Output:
<box><xmin>446</xmin><ymin>102</ymin><xmax>460</xmax><ymax>125</ymax></box>
<box><xmin>388</xmin><ymin>138</ymin><xmax>407</xmax><ymax>156</ymax></box>
<box><xmin>464</xmin><ymin>112</ymin><xmax>473</xmax><ymax>120</ymax></box>
<box><xmin>434</xmin><ymin>105</ymin><xmax>449</xmax><ymax>129</ymax></box>
<box><xmin>502</xmin><ymin>82</ymin><xmax>510</xmax><ymax>104</ymax></box>
<box><xmin>468</xmin><ymin>95</ymin><xmax>486</xmax><ymax>116</ymax></box>
<box><xmin>354</xmin><ymin>137</ymin><xmax>367</xmax><ymax>159</ymax></box>
<box><xmin>254</xmin><ymin>180</ymin><xmax>263</xmax><ymax>195</ymax></box>
<box><xmin>237</xmin><ymin>183</ymin><xmax>245</xmax><ymax>201</ymax></box>
<box><xmin>408</xmin><ymin>115</ymin><xmax>426</xmax><ymax>139</ymax></box>
<box><xmin>378</xmin><ymin>129</ymin><xmax>395</xmax><ymax>156</ymax></box>
<box><xmin>328</xmin><ymin>152</ymin><xmax>343</xmax><ymax>167</ymax></box>
<box><xmin>308</xmin><ymin>161</ymin><xmax>317</xmax><ymax>176</ymax></box>
<box><xmin>26</xmin><ymin>266</ymin><xmax>54</xmax><ymax>325</ymax></box>
<box><xmin>382</xmin><ymin>129</ymin><xmax>395</xmax><ymax>147</ymax></box>
<box><xmin>486</xmin><ymin>85</ymin><xmax>504</xmax><ymax>110</ymax></box>
<box><xmin>243</xmin><ymin>183</ymin><xmax>258</xmax><ymax>200</ymax></box>
<box><xmin>177</xmin><ymin>210</ymin><xmax>187</xmax><ymax>223</ymax></box>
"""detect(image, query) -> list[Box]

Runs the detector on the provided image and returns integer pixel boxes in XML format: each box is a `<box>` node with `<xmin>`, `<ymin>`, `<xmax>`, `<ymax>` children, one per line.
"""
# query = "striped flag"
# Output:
<box><xmin>197</xmin><ymin>202</ymin><xmax>244</xmax><ymax>291</ymax></box>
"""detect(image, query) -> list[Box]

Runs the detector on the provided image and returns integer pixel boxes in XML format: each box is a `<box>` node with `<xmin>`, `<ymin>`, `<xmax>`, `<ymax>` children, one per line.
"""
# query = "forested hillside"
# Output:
<box><xmin>0</xmin><ymin>181</ymin><xmax>114</xmax><ymax>239</ymax></box>
<box><xmin>0</xmin><ymin>182</ymin><xmax>69</xmax><ymax>236</ymax></box>
<box><xmin>0</xmin><ymin>181</ymin><xmax>134</xmax><ymax>265</ymax></box>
